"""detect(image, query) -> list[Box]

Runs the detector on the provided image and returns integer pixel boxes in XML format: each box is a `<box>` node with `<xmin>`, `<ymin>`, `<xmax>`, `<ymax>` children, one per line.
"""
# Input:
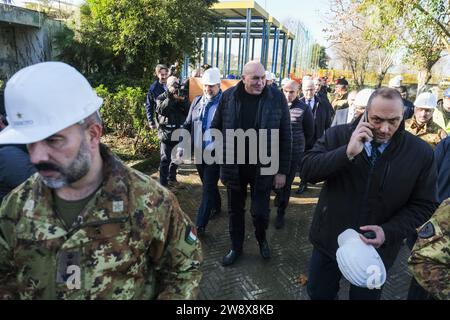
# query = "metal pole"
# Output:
<box><xmin>280</xmin><ymin>33</ymin><xmax>287</xmax><ymax>81</ymax></box>
<box><xmin>210</xmin><ymin>32</ymin><xmax>215</xmax><ymax>67</ymax></box>
<box><xmin>261</xmin><ymin>20</ymin><xmax>266</xmax><ymax>65</ymax></box>
<box><xmin>287</xmin><ymin>38</ymin><xmax>294</xmax><ymax>78</ymax></box>
<box><xmin>237</xmin><ymin>33</ymin><xmax>242</xmax><ymax>75</ymax></box>
<box><xmin>271</xmin><ymin>27</ymin><xmax>278</xmax><ymax>73</ymax></box>
<box><xmin>216</xmin><ymin>36</ymin><xmax>220</xmax><ymax>68</ymax></box>
<box><xmin>251</xmin><ymin>37</ymin><xmax>256</xmax><ymax>60</ymax></box>
<box><xmin>223</xmin><ymin>27</ymin><xmax>228</xmax><ymax>76</ymax></box>
<box><xmin>265</xmin><ymin>21</ymin><xmax>270</xmax><ymax>68</ymax></box>
<box><xmin>273</xmin><ymin>29</ymin><xmax>280</xmax><ymax>75</ymax></box>
<box><xmin>228</xmin><ymin>31</ymin><xmax>232</xmax><ymax>76</ymax></box>
<box><xmin>244</xmin><ymin>8</ymin><xmax>251</xmax><ymax>64</ymax></box>
<box><xmin>203</xmin><ymin>33</ymin><xmax>208</xmax><ymax>65</ymax></box>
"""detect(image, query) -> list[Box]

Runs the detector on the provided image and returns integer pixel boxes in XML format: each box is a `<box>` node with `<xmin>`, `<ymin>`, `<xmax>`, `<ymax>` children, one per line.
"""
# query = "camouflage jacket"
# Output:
<box><xmin>405</xmin><ymin>117</ymin><xmax>447</xmax><ymax>148</ymax></box>
<box><xmin>0</xmin><ymin>144</ymin><xmax>202</xmax><ymax>300</ymax></box>
<box><xmin>409</xmin><ymin>199</ymin><xmax>450</xmax><ymax>300</ymax></box>
<box><xmin>331</xmin><ymin>92</ymin><xmax>348</xmax><ymax>111</ymax></box>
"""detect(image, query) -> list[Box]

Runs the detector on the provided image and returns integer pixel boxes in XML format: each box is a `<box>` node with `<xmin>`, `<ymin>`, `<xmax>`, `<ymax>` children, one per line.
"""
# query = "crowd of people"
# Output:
<box><xmin>0</xmin><ymin>60</ymin><xmax>448</xmax><ymax>300</ymax></box>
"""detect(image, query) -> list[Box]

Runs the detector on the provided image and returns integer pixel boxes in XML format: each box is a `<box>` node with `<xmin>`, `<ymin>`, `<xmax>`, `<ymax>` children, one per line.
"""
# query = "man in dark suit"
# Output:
<box><xmin>296</xmin><ymin>79</ymin><xmax>334</xmax><ymax>194</ymax></box>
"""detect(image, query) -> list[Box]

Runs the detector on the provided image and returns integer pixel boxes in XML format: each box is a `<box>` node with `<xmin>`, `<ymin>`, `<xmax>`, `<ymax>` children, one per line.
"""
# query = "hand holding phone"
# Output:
<box><xmin>346</xmin><ymin>112</ymin><xmax>374</xmax><ymax>160</ymax></box>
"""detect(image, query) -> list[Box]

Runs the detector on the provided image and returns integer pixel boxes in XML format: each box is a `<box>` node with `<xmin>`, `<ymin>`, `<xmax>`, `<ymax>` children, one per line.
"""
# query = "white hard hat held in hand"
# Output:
<box><xmin>0</xmin><ymin>61</ymin><xmax>103</xmax><ymax>145</ymax></box>
<box><xmin>336</xmin><ymin>229</ymin><xmax>387</xmax><ymax>289</ymax></box>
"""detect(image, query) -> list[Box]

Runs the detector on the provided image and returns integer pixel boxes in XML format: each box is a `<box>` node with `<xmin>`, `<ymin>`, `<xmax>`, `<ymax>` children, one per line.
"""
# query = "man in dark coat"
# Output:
<box><xmin>297</xmin><ymin>78</ymin><xmax>334</xmax><ymax>194</ymax></box>
<box><xmin>145</xmin><ymin>64</ymin><xmax>169</xmax><ymax>129</ymax></box>
<box><xmin>300</xmin><ymin>87</ymin><xmax>438</xmax><ymax>300</ymax></box>
<box><xmin>155</xmin><ymin>76</ymin><xmax>189</xmax><ymax>187</ymax></box>
<box><xmin>211</xmin><ymin>61</ymin><xmax>291</xmax><ymax>266</ymax></box>
<box><xmin>274</xmin><ymin>80</ymin><xmax>314</xmax><ymax>228</ymax></box>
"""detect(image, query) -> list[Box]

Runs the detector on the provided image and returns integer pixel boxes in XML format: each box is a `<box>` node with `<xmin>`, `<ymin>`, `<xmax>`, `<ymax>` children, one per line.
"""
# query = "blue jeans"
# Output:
<box><xmin>307</xmin><ymin>247</ymin><xmax>383</xmax><ymax>300</ymax></box>
<box><xmin>159</xmin><ymin>141</ymin><xmax>178</xmax><ymax>186</ymax></box>
<box><xmin>195</xmin><ymin>163</ymin><xmax>221</xmax><ymax>228</ymax></box>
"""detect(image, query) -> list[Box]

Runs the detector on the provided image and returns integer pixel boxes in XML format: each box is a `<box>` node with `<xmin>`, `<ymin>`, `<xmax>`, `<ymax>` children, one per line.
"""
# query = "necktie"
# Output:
<box><xmin>370</xmin><ymin>141</ymin><xmax>381</xmax><ymax>168</ymax></box>
<box><xmin>202</xmin><ymin>102</ymin><xmax>212</xmax><ymax>132</ymax></box>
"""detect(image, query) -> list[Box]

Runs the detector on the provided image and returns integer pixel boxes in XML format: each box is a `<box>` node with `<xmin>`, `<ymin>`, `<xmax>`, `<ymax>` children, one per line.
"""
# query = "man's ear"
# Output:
<box><xmin>86</xmin><ymin>123</ymin><xmax>103</xmax><ymax>147</ymax></box>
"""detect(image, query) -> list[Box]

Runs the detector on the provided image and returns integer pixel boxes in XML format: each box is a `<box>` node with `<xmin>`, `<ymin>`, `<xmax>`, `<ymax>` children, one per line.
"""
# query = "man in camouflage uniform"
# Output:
<box><xmin>408</xmin><ymin>199</ymin><xmax>450</xmax><ymax>300</ymax></box>
<box><xmin>405</xmin><ymin>92</ymin><xmax>447</xmax><ymax>148</ymax></box>
<box><xmin>0</xmin><ymin>62</ymin><xmax>202</xmax><ymax>300</ymax></box>
<box><xmin>331</xmin><ymin>77</ymin><xmax>349</xmax><ymax>111</ymax></box>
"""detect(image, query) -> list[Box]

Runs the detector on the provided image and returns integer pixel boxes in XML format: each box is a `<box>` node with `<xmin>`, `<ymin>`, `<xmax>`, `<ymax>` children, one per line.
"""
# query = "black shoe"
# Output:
<box><xmin>197</xmin><ymin>226</ymin><xmax>205</xmax><ymax>236</ymax></box>
<box><xmin>258</xmin><ymin>240</ymin><xmax>271</xmax><ymax>259</ymax></box>
<box><xmin>210</xmin><ymin>208</ymin><xmax>221</xmax><ymax>220</ymax></box>
<box><xmin>222</xmin><ymin>249</ymin><xmax>242</xmax><ymax>266</ymax></box>
<box><xmin>295</xmin><ymin>182</ymin><xmax>308</xmax><ymax>194</ymax></box>
<box><xmin>275</xmin><ymin>214</ymin><xmax>285</xmax><ymax>229</ymax></box>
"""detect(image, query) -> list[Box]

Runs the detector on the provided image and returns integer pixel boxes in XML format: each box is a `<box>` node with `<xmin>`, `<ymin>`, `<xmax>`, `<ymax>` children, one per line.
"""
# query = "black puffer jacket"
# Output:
<box><xmin>211</xmin><ymin>81</ymin><xmax>291</xmax><ymax>190</ymax></box>
<box><xmin>300</xmin><ymin>118</ymin><xmax>438</xmax><ymax>267</ymax></box>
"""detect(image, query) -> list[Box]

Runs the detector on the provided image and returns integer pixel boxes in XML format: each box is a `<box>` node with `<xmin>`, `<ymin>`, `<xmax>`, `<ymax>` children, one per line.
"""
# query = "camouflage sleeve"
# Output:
<box><xmin>153</xmin><ymin>192</ymin><xmax>203</xmax><ymax>300</ymax></box>
<box><xmin>0</xmin><ymin>193</ymin><xmax>19</xmax><ymax>299</ymax></box>
<box><xmin>408</xmin><ymin>202</ymin><xmax>450</xmax><ymax>300</ymax></box>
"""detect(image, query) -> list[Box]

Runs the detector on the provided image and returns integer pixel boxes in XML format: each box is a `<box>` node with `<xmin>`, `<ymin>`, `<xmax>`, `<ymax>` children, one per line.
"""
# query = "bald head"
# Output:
<box><xmin>283</xmin><ymin>80</ymin><xmax>300</xmax><ymax>104</ymax></box>
<box><xmin>242</xmin><ymin>61</ymin><xmax>266</xmax><ymax>95</ymax></box>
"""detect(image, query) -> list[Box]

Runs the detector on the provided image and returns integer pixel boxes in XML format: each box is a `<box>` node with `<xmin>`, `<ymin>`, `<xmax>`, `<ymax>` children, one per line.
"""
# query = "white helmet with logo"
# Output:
<box><xmin>336</xmin><ymin>229</ymin><xmax>387</xmax><ymax>288</ymax></box>
<box><xmin>414</xmin><ymin>92</ymin><xmax>437</xmax><ymax>109</ymax></box>
<box><xmin>201</xmin><ymin>67</ymin><xmax>221</xmax><ymax>85</ymax></box>
<box><xmin>0</xmin><ymin>62</ymin><xmax>103</xmax><ymax>144</ymax></box>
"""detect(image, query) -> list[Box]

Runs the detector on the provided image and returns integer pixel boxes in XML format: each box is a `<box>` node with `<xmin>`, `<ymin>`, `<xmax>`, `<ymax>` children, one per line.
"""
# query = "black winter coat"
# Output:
<box><xmin>155</xmin><ymin>92</ymin><xmax>189</xmax><ymax>142</ymax></box>
<box><xmin>211</xmin><ymin>81</ymin><xmax>292</xmax><ymax>190</ymax></box>
<box><xmin>300</xmin><ymin>119</ymin><xmax>438</xmax><ymax>267</ymax></box>
<box><xmin>300</xmin><ymin>95</ymin><xmax>334</xmax><ymax>146</ymax></box>
<box><xmin>290</xmin><ymin>98</ymin><xmax>314</xmax><ymax>160</ymax></box>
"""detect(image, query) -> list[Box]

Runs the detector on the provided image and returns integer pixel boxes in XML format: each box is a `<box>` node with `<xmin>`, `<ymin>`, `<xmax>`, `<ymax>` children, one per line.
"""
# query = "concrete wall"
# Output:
<box><xmin>0</xmin><ymin>4</ymin><xmax>62</xmax><ymax>81</ymax></box>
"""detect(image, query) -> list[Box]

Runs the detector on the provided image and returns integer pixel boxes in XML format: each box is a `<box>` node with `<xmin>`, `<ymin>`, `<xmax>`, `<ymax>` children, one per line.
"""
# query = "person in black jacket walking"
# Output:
<box><xmin>300</xmin><ymin>87</ymin><xmax>438</xmax><ymax>300</ymax></box>
<box><xmin>274</xmin><ymin>80</ymin><xmax>314</xmax><ymax>228</ymax></box>
<box><xmin>211</xmin><ymin>61</ymin><xmax>291</xmax><ymax>266</ymax></box>
<box><xmin>155</xmin><ymin>76</ymin><xmax>189</xmax><ymax>187</ymax></box>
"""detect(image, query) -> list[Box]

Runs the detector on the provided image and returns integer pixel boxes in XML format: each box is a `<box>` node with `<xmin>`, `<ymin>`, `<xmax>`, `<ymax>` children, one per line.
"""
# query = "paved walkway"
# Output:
<box><xmin>152</xmin><ymin>164</ymin><xmax>412</xmax><ymax>300</ymax></box>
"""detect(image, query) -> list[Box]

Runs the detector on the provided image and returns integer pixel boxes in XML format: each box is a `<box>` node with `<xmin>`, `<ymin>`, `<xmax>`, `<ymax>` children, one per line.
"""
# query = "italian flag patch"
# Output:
<box><xmin>185</xmin><ymin>225</ymin><xmax>198</xmax><ymax>245</ymax></box>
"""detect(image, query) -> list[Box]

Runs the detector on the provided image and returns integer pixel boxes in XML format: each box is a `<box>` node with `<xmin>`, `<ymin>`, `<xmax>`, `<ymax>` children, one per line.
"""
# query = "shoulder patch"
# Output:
<box><xmin>185</xmin><ymin>225</ymin><xmax>198</xmax><ymax>245</ymax></box>
<box><xmin>418</xmin><ymin>221</ymin><xmax>435</xmax><ymax>239</ymax></box>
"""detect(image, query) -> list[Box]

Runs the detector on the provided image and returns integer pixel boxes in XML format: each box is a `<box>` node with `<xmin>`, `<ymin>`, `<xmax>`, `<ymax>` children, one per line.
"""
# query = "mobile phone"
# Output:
<box><xmin>362</xmin><ymin>109</ymin><xmax>368</xmax><ymax>122</ymax></box>
<box><xmin>361</xmin><ymin>230</ymin><xmax>376</xmax><ymax>239</ymax></box>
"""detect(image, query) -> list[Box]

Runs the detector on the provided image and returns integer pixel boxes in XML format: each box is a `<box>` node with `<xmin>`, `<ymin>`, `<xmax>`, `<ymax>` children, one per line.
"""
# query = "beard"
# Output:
<box><xmin>37</xmin><ymin>139</ymin><xmax>92</xmax><ymax>189</ymax></box>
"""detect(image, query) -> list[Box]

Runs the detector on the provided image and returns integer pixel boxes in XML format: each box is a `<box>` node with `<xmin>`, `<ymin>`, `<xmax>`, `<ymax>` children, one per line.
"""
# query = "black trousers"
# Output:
<box><xmin>307</xmin><ymin>247</ymin><xmax>383</xmax><ymax>300</ymax></box>
<box><xmin>227</xmin><ymin>165</ymin><xmax>272</xmax><ymax>251</ymax></box>
<box><xmin>159</xmin><ymin>141</ymin><xmax>178</xmax><ymax>186</ymax></box>
<box><xmin>274</xmin><ymin>158</ymin><xmax>300</xmax><ymax>214</ymax></box>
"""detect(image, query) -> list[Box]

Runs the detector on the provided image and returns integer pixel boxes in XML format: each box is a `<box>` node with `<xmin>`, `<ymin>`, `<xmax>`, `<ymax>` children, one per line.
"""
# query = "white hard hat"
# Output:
<box><xmin>388</xmin><ymin>77</ymin><xmax>402</xmax><ymax>88</ymax></box>
<box><xmin>270</xmin><ymin>73</ymin><xmax>276</xmax><ymax>80</ymax></box>
<box><xmin>201</xmin><ymin>67</ymin><xmax>221</xmax><ymax>85</ymax></box>
<box><xmin>302</xmin><ymin>75</ymin><xmax>312</xmax><ymax>83</ymax></box>
<box><xmin>265</xmin><ymin>71</ymin><xmax>273</xmax><ymax>81</ymax></box>
<box><xmin>336</xmin><ymin>229</ymin><xmax>387</xmax><ymax>289</ymax></box>
<box><xmin>302</xmin><ymin>79</ymin><xmax>315</xmax><ymax>88</ymax></box>
<box><xmin>414</xmin><ymin>92</ymin><xmax>437</xmax><ymax>109</ymax></box>
<box><xmin>0</xmin><ymin>62</ymin><xmax>103</xmax><ymax>144</ymax></box>
<box><xmin>354</xmin><ymin>88</ymin><xmax>375</xmax><ymax>107</ymax></box>
<box><xmin>281</xmin><ymin>78</ymin><xmax>290</xmax><ymax>86</ymax></box>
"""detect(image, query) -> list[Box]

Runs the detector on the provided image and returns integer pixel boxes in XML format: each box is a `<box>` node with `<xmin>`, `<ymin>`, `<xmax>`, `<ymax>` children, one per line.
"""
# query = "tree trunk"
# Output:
<box><xmin>417</xmin><ymin>69</ymin><xmax>432</xmax><ymax>95</ymax></box>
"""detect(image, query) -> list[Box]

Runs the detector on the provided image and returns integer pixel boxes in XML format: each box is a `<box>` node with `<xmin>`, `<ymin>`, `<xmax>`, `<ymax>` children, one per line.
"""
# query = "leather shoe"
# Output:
<box><xmin>275</xmin><ymin>214</ymin><xmax>285</xmax><ymax>229</ymax></box>
<box><xmin>259</xmin><ymin>240</ymin><xmax>271</xmax><ymax>259</ymax></box>
<box><xmin>295</xmin><ymin>182</ymin><xmax>308</xmax><ymax>194</ymax></box>
<box><xmin>222</xmin><ymin>249</ymin><xmax>242</xmax><ymax>266</ymax></box>
<box><xmin>197</xmin><ymin>226</ymin><xmax>205</xmax><ymax>236</ymax></box>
